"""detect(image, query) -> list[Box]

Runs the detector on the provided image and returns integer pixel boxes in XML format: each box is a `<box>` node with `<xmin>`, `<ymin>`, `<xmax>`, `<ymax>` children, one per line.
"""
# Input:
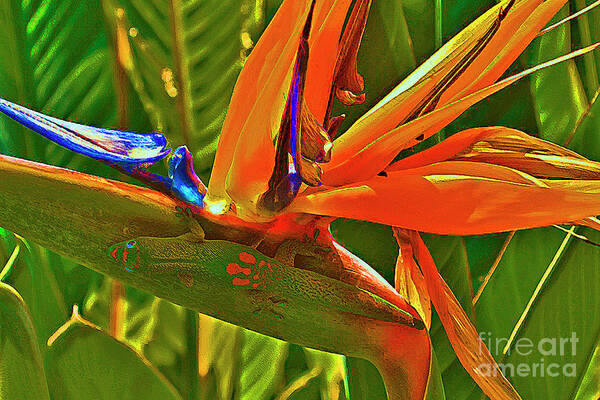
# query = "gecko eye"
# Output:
<box><xmin>126</xmin><ymin>241</ymin><xmax>135</xmax><ymax>248</ymax></box>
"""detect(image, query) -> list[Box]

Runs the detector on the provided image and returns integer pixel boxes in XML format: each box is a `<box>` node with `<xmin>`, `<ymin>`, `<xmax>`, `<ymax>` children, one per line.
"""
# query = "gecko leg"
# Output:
<box><xmin>274</xmin><ymin>230</ymin><xmax>332</xmax><ymax>267</ymax></box>
<box><xmin>175</xmin><ymin>206</ymin><xmax>205</xmax><ymax>242</ymax></box>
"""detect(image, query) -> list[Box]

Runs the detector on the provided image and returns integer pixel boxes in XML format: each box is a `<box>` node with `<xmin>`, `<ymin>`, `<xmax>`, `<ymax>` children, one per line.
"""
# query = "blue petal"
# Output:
<box><xmin>286</xmin><ymin>68</ymin><xmax>303</xmax><ymax>194</ymax></box>
<box><xmin>168</xmin><ymin>146</ymin><xmax>206</xmax><ymax>208</ymax></box>
<box><xmin>288</xmin><ymin>52</ymin><xmax>302</xmax><ymax>179</ymax></box>
<box><xmin>0</xmin><ymin>97</ymin><xmax>170</xmax><ymax>164</ymax></box>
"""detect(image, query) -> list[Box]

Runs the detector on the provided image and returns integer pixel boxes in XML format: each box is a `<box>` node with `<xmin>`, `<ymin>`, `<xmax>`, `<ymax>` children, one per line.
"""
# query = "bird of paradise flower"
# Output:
<box><xmin>1</xmin><ymin>0</ymin><xmax>600</xmax><ymax>399</ymax></box>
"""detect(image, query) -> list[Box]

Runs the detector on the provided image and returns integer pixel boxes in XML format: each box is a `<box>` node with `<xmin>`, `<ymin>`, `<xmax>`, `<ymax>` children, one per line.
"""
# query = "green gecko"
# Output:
<box><xmin>107</xmin><ymin>209</ymin><xmax>423</xmax><ymax>353</ymax></box>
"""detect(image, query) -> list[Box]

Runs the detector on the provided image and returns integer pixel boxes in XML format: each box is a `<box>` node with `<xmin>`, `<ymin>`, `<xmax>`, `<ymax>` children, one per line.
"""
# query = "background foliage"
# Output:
<box><xmin>0</xmin><ymin>0</ymin><xmax>599</xmax><ymax>398</ymax></box>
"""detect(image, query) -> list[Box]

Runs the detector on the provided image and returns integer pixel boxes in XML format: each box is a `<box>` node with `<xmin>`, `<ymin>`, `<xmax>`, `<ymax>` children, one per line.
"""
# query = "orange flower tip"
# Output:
<box><xmin>335</xmin><ymin>88</ymin><xmax>366</xmax><ymax>106</ymax></box>
<box><xmin>332</xmin><ymin>0</ymin><xmax>371</xmax><ymax>106</ymax></box>
<box><xmin>301</xmin><ymin>100</ymin><xmax>333</xmax><ymax>163</ymax></box>
<box><xmin>499</xmin><ymin>0</ymin><xmax>516</xmax><ymax>20</ymax></box>
<box><xmin>324</xmin><ymin>114</ymin><xmax>345</xmax><ymax>137</ymax></box>
<box><xmin>298</xmin><ymin>157</ymin><xmax>323</xmax><ymax>186</ymax></box>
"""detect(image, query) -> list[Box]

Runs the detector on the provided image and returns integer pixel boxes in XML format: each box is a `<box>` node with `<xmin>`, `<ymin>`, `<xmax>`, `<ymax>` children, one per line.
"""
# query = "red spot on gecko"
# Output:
<box><xmin>110</xmin><ymin>241</ymin><xmax>139</xmax><ymax>271</ymax></box>
<box><xmin>226</xmin><ymin>262</ymin><xmax>251</xmax><ymax>276</ymax></box>
<box><xmin>238</xmin><ymin>252</ymin><xmax>256</xmax><ymax>264</ymax></box>
<box><xmin>110</xmin><ymin>247</ymin><xmax>119</xmax><ymax>261</ymax></box>
<box><xmin>232</xmin><ymin>277</ymin><xmax>251</xmax><ymax>286</ymax></box>
<box><xmin>225</xmin><ymin>254</ymin><xmax>281</xmax><ymax>288</ymax></box>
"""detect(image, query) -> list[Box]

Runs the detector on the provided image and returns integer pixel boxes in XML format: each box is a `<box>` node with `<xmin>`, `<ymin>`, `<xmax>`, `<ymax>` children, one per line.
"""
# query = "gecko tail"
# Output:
<box><xmin>0</xmin><ymin>97</ymin><xmax>170</xmax><ymax>165</ymax></box>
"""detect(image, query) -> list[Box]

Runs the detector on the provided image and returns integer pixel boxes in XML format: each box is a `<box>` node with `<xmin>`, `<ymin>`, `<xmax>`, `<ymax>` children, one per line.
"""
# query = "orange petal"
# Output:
<box><xmin>439</xmin><ymin>0</ymin><xmax>568</xmax><ymax>104</ymax></box>
<box><xmin>332</xmin><ymin>0</ymin><xmax>372</xmax><ymax>106</ymax></box>
<box><xmin>291</xmin><ymin>161</ymin><xmax>600</xmax><ymax>235</ymax></box>
<box><xmin>387</xmin><ymin>127</ymin><xmax>503</xmax><ymax>171</ymax></box>
<box><xmin>453</xmin><ymin>152</ymin><xmax>600</xmax><ymax>181</ymax></box>
<box><xmin>333</xmin><ymin>240</ymin><xmax>423</xmax><ymax>324</ymax></box>
<box><xmin>408</xmin><ymin>230</ymin><xmax>522</xmax><ymax>400</ymax></box>
<box><xmin>389</xmin><ymin>126</ymin><xmax>600</xmax><ymax>179</ymax></box>
<box><xmin>207</xmin><ymin>0</ymin><xmax>313</xmax><ymax>209</ymax></box>
<box><xmin>573</xmin><ymin>216</ymin><xmax>600</xmax><ymax>231</ymax></box>
<box><xmin>322</xmin><ymin>44</ymin><xmax>600</xmax><ymax>185</ymax></box>
<box><xmin>393</xmin><ymin>228</ymin><xmax>431</xmax><ymax>329</ymax></box>
<box><xmin>300</xmin><ymin>100</ymin><xmax>332</xmax><ymax>163</ymax></box>
<box><xmin>328</xmin><ymin>0</ymin><xmax>545</xmax><ymax>168</ymax></box>
<box><xmin>305</xmin><ymin>0</ymin><xmax>354</xmax><ymax>122</ymax></box>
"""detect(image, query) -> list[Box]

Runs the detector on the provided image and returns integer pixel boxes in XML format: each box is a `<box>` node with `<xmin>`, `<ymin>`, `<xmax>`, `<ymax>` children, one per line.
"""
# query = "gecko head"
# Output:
<box><xmin>109</xmin><ymin>239</ymin><xmax>140</xmax><ymax>271</ymax></box>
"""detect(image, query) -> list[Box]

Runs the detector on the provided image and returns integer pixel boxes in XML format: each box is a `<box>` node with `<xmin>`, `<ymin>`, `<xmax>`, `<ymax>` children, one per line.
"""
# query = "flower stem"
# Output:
<box><xmin>367</xmin><ymin>324</ymin><xmax>431</xmax><ymax>400</ymax></box>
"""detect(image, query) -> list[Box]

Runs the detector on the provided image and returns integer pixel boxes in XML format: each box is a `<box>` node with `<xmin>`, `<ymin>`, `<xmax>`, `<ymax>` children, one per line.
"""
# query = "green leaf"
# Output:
<box><xmin>44</xmin><ymin>310</ymin><xmax>182</xmax><ymax>400</ymax></box>
<box><xmin>464</xmin><ymin>233</ymin><xmax>509</xmax><ymax>293</ymax></box>
<box><xmin>331</xmin><ymin>219</ymin><xmax>397</xmax><ymax>283</ymax></box>
<box><xmin>436</xmin><ymin>0</ymin><xmax>495</xmax><ymax>41</ymax></box>
<box><xmin>424</xmin><ymin>349</ymin><xmax>446</xmax><ymax>400</ymax></box>
<box><xmin>82</xmin><ymin>279</ymin><xmax>193</xmax><ymax>396</ymax></box>
<box><xmin>82</xmin><ymin>276</ymin><xmax>168</xmax><ymax>352</ymax></box>
<box><xmin>467</xmin><ymin>228</ymin><xmax>600</xmax><ymax>399</ymax></box>
<box><xmin>4</xmin><ymin>240</ymin><xmax>69</xmax><ymax>352</ymax></box>
<box><xmin>104</xmin><ymin>0</ymin><xmax>264</xmax><ymax>173</ymax></box>
<box><xmin>143</xmin><ymin>301</ymin><xmax>191</xmax><ymax>396</ymax></box>
<box><xmin>142</xmin><ymin>298</ymin><xmax>187</xmax><ymax>368</ymax></box>
<box><xmin>401</xmin><ymin>0</ymin><xmax>436</xmax><ymax>64</ymax></box>
<box><xmin>202</xmin><ymin>317</ymin><xmax>289</xmax><ymax>400</ymax></box>
<box><xmin>0</xmin><ymin>282</ymin><xmax>50</xmax><ymax>400</ymax></box>
<box><xmin>567</xmin><ymin>90</ymin><xmax>600</xmax><ymax>160</ymax></box>
<box><xmin>423</xmin><ymin>235</ymin><xmax>474</xmax><ymax>374</ymax></box>
<box><xmin>0</xmin><ymin>0</ymin><xmax>118</xmax><ymax>164</ymax></box>
<box><xmin>303</xmin><ymin>348</ymin><xmax>348</xmax><ymax>400</ymax></box>
<box><xmin>571</xmin><ymin>0</ymin><xmax>600</xmax><ymax>98</ymax></box>
<box><xmin>236</xmin><ymin>329</ymin><xmax>288</xmax><ymax>400</ymax></box>
<box><xmin>574</xmin><ymin>342</ymin><xmax>600</xmax><ymax>399</ymax></box>
<box><xmin>275</xmin><ymin>367</ymin><xmax>321</xmax><ymax>400</ymax></box>
<box><xmin>208</xmin><ymin>318</ymin><xmax>242</xmax><ymax>400</ymax></box>
<box><xmin>529</xmin><ymin>6</ymin><xmax>588</xmax><ymax>144</ymax></box>
<box><xmin>345</xmin><ymin>357</ymin><xmax>388</xmax><ymax>400</ymax></box>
